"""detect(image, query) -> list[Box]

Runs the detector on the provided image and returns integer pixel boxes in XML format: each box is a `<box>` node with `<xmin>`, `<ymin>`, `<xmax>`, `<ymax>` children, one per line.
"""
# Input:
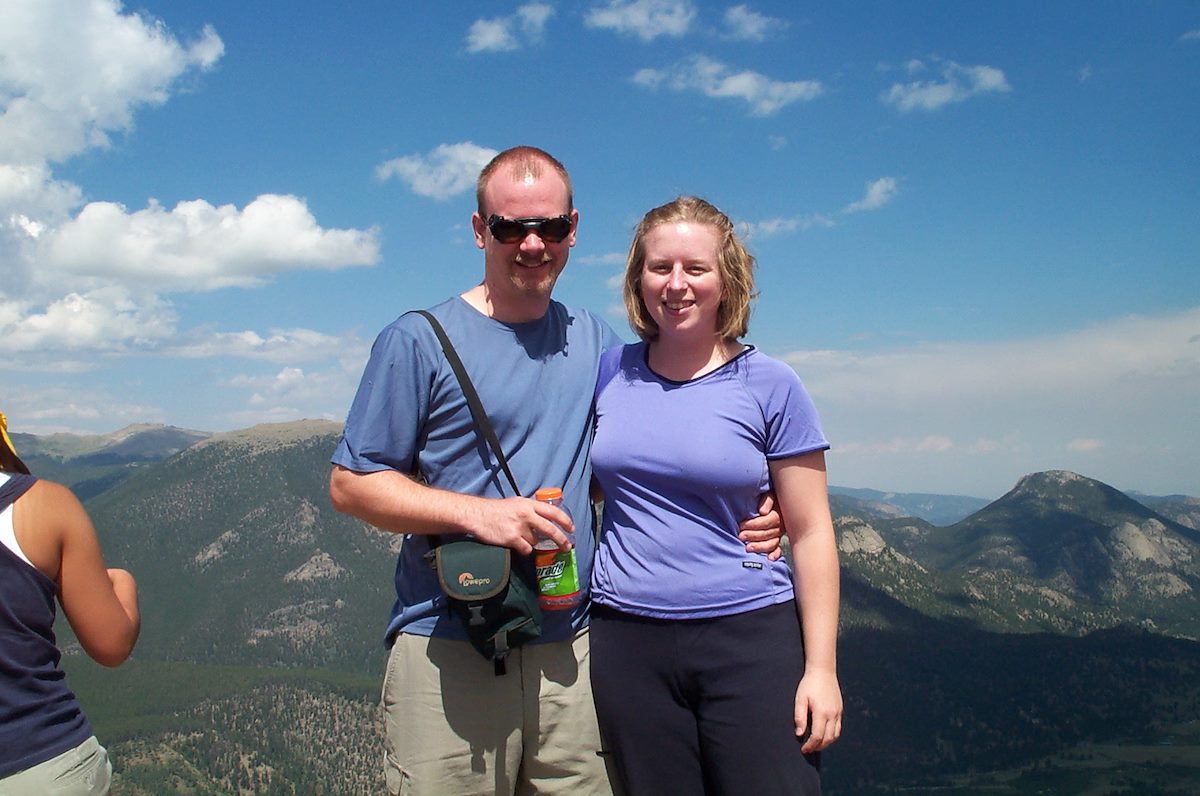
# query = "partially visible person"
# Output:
<box><xmin>0</xmin><ymin>412</ymin><xmax>141</xmax><ymax>795</ymax></box>
<box><xmin>588</xmin><ymin>197</ymin><xmax>843</xmax><ymax>795</ymax></box>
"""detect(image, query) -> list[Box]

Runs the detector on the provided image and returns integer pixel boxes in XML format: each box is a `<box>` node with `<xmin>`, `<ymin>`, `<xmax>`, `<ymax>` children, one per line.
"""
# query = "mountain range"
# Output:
<box><xmin>30</xmin><ymin>421</ymin><xmax>1197</xmax><ymax>658</ymax></box>
<box><xmin>837</xmin><ymin>469</ymin><xmax>1200</xmax><ymax>638</ymax></box>
<box><xmin>12</xmin><ymin>421</ymin><xmax>1200</xmax><ymax>793</ymax></box>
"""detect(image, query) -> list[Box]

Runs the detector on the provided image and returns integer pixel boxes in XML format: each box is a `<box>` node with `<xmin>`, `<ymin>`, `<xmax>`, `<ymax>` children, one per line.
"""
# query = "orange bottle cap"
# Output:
<box><xmin>535</xmin><ymin>487</ymin><xmax>563</xmax><ymax>501</ymax></box>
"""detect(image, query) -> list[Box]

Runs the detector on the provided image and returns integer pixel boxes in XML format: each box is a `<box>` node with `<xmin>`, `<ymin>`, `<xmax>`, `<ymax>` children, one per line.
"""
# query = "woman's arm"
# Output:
<box><xmin>20</xmin><ymin>481</ymin><xmax>140</xmax><ymax>667</ymax></box>
<box><xmin>768</xmin><ymin>450</ymin><xmax>843</xmax><ymax>753</ymax></box>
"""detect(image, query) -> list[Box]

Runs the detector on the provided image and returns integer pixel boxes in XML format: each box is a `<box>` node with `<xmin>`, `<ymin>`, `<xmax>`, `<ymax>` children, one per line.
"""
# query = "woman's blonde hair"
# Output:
<box><xmin>623</xmin><ymin>196</ymin><xmax>757</xmax><ymax>342</ymax></box>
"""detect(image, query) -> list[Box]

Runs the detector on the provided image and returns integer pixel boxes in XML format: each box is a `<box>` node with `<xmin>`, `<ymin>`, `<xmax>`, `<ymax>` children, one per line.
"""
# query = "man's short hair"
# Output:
<box><xmin>623</xmin><ymin>195</ymin><xmax>757</xmax><ymax>342</ymax></box>
<box><xmin>476</xmin><ymin>146</ymin><xmax>574</xmax><ymax>217</ymax></box>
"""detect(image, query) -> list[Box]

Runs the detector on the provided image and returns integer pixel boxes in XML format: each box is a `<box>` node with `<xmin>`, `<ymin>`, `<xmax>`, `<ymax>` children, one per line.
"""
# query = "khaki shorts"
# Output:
<box><xmin>0</xmin><ymin>736</ymin><xmax>111</xmax><ymax>795</ymax></box>
<box><xmin>382</xmin><ymin>628</ymin><xmax>616</xmax><ymax>796</ymax></box>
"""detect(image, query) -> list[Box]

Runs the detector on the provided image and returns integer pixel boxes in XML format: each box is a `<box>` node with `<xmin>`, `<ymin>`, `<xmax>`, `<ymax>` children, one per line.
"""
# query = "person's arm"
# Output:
<box><xmin>329</xmin><ymin>465</ymin><xmax>572</xmax><ymax>555</ymax></box>
<box><xmin>768</xmin><ymin>450</ymin><xmax>842</xmax><ymax>753</ymax></box>
<box><xmin>23</xmin><ymin>481</ymin><xmax>140</xmax><ymax>667</ymax></box>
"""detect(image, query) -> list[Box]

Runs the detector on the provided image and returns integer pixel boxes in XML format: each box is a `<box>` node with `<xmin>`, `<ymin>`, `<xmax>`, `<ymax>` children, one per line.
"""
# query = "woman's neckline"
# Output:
<box><xmin>642</xmin><ymin>341</ymin><xmax>753</xmax><ymax>384</ymax></box>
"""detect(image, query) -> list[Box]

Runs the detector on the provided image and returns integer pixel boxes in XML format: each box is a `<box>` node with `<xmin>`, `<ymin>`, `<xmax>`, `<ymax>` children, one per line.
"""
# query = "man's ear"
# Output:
<box><xmin>567</xmin><ymin>208</ymin><xmax>580</xmax><ymax>248</ymax></box>
<box><xmin>472</xmin><ymin>213</ymin><xmax>488</xmax><ymax>250</ymax></box>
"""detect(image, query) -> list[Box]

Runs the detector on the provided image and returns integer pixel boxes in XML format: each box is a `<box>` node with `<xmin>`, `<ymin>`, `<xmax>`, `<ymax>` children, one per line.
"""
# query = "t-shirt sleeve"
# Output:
<box><xmin>595</xmin><ymin>344</ymin><xmax>626</xmax><ymax>401</ymax></box>
<box><xmin>755</xmin><ymin>357</ymin><xmax>830</xmax><ymax>460</ymax></box>
<box><xmin>601</xmin><ymin>320</ymin><xmax>624</xmax><ymax>349</ymax></box>
<box><xmin>331</xmin><ymin>318</ymin><xmax>438</xmax><ymax>474</ymax></box>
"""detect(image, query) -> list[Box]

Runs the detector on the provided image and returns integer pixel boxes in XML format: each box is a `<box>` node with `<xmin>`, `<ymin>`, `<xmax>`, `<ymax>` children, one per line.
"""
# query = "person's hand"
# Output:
<box><xmin>738</xmin><ymin>492</ymin><xmax>786</xmax><ymax>561</ymax></box>
<box><xmin>794</xmin><ymin>669</ymin><xmax>842</xmax><ymax>753</ymax></box>
<box><xmin>106</xmin><ymin>568</ymin><xmax>138</xmax><ymax>600</ymax></box>
<box><xmin>466</xmin><ymin>496</ymin><xmax>574</xmax><ymax>555</ymax></box>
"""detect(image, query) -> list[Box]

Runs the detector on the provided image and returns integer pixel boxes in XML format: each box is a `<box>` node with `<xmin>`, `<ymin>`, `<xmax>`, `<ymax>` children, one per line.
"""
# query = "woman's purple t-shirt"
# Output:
<box><xmin>590</xmin><ymin>343</ymin><xmax>829</xmax><ymax>619</ymax></box>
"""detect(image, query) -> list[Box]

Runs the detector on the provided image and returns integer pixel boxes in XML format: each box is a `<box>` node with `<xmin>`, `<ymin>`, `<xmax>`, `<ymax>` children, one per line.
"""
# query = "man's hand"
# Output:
<box><xmin>466</xmin><ymin>496</ymin><xmax>575</xmax><ymax>555</ymax></box>
<box><xmin>330</xmin><ymin>466</ymin><xmax>576</xmax><ymax>554</ymax></box>
<box><xmin>738</xmin><ymin>492</ymin><xmax>786</xmax><ymax>561</ymax></box>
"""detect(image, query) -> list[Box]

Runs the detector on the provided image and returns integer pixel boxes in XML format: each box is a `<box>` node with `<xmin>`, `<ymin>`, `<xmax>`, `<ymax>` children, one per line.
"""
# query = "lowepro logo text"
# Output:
<box><xmin>458</xmin><ymin>572</ymin><xmax>491</xmax><ymax>587</ymax></box>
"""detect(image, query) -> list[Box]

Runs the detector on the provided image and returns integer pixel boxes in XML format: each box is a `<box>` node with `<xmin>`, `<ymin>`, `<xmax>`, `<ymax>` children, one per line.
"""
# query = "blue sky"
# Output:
<box><xmin>2</xmin><ymin>0</ymin><xmax>1198</xmax><ymax>499</ymax></box>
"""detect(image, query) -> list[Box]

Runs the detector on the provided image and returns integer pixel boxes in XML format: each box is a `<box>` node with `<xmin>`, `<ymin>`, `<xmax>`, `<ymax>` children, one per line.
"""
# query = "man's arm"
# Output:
<box><xmin>739</xmin><ymin>492</ymin><xmax>786</xmax><ymax>561</ymax></box>
<box><xmin>329</xmin><ymin>465</ymin><xmax>572</xmax><ymax>555</ymax></box>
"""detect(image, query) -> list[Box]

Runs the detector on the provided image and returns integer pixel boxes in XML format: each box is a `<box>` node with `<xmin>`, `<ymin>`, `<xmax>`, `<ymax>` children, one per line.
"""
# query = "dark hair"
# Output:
<box><xmin>476</xmin><ymin>146</ymin><xmax>573</xmax><ymax>217</ymax></box>
<box><xmin>623</xmin><ymin>196</ymin><xmax>757</xmax><ymax>342</ymax></box>
<box><xmin>0</xmin><ymin>413</ymin><xmax>31</xmax><ymax>474</ymax></box>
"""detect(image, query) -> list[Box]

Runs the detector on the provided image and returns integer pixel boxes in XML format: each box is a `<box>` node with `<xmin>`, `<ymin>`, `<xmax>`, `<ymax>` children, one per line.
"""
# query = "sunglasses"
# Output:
<box><xmin>486</xmin><ymin>214</ymin><xmax>573</xmax><ymax>244</ymax></box>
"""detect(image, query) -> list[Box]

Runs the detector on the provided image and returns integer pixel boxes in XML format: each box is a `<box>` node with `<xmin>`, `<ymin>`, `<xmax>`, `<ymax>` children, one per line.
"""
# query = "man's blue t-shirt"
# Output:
<box><xmin>589</xmin><ymin>343</ymin><xmax>829</xmax><ymax>619</ymax></box>
<box><xmin>332</xmin><ymin>296</ymin><xmax>622</xmax><ymax>643</ymax></box>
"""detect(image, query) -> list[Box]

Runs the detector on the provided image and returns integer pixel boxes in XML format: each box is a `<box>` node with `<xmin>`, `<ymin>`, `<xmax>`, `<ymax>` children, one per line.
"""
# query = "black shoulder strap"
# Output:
<box><xmin>0</xmin><ymin>473</ymin><xmax>37</xmax><ymax>511</ymax></box>
<box><xmin>413</xmin><ymin>310</ymin><xmax>521</xmax><ymax>499</ymax></box>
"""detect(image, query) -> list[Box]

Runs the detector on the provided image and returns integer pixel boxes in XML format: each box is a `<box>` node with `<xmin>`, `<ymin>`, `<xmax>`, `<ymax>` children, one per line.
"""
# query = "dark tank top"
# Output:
<box><xmin>0</xmin><ymin>473</ymin><xmax>93</xmax><ymax>778</ymax></box>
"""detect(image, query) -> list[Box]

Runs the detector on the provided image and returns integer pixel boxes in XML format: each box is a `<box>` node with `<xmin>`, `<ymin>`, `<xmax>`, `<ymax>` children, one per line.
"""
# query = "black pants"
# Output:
<box><xmin>590</xmin><ymin>601</ymin><xmax>821</xmax><ymax>796</ymax></box>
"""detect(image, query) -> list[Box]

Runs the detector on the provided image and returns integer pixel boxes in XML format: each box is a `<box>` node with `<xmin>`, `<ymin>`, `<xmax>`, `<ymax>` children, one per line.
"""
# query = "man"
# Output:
<box><xmin>330</xmin><ymin>146</ymin><xmax>780</xmax><ymax>795</ymax></box>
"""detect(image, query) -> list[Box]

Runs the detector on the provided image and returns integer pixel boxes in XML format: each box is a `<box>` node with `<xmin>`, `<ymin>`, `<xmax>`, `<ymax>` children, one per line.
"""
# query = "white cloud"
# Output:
<box><xmin>882</xmin><ymin>59</ymin><xmax>1011</xmax><ymax>112</ymax></box>
<box><xmin>843</xmin><ymin>177</ymin><xmax>898</xmax><ymax>214</ymax></box>
<box><xmin>585</xmin><ymin>0</ymin><xmax>696</xmax><ymax>42</ymax></box>
<box><xmin>465</xmin><ymin>18</ymin><xmax>518</xmax><ymax>52</ymax></box>
<box><xmin>169</xmin><ymin>328</ymin><xmax>367</xmax><ymax>364</ymax></box>
<box><xmin>1180</xmin><ymin>29</ymin><xmax>1200</xmax><ymax>42</ymax></box>
<box><xmin>466</xmin><ymin>3</ymin><xmax>555</xmax><ymax>53</ymax></box>
<box><xmin>519</xmin><ymin>3</ymin><xmax>555</xmax><ymax>37</ymax></box>
<box><xmin>634</xmin><ymin>55</ymin><xmax>822</xmax><ymax>116</ymax></box>
<box><xmin>0</xmin><ymin>164</ymin><xmax>83</xmax><ymax>220</ymax></box>
<box><xmin>781</xmin><ymin>307</ymin><xmax>1200</xmax><ymax>496</ymax></box>
<box><xmin>376</xmin><ymin>142</ymin><xmax>498</xmax><ymax>201</ymax></box>
<box><xmin>0</xmin><ymin>288</ymin><xmax>176</xmax><ymax>356</ymax></box>
<box><xmin>0</xmin><ymin>0</ymin><xmax>222</xmax><ymax>166</ymax></box>
<box><xmin>838</xmin><ymin>436</ymin><xmax>1005</xmax><ymax>457</ymax></box>
<box><xmin>36</xmin><ymin>194</ymin><xmax>379</xmax><ymax>291</ymax></box>
<box><xmin>223</xmin><ymin>364</ymin><xmax>360</xmax><ymax>428</ymax></box>
<box><xmin>2</xmin><ymin>386</ymin><xmax>162</xmax><ymax>434</ymax></box>
<box><xmin>1077</xmin><ymin>64</ymin><xmax>1093</xmax><ymax>83</ymax></box>
<box><xmin>741</xmin><ymin>177</ymin><xmax>895</xmax><ymax>238</ymax></box>
<box><xmin>740</xmin><ymin>213</ymin><xmax>835</xmax><ymax>239</ymax></box>
<box><xmin>788</xmin><ymin>309</ymin><xmax>1200</xmax><ymax>404</ymax></box>
<box><xmin>722</xmin><ymin>5</ymin><xmax>783</xmax><ymax>41</ymax></box>
<box><xmin>0</xmin><ymin>2</ymin><xmax>381</xmax><ymax>375</ymax></box>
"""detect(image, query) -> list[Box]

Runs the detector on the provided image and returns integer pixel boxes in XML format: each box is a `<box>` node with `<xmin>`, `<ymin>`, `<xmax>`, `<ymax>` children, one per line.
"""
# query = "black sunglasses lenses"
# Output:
<box><xmin>488</xmin><ymin>215</ymin><xmax>571</xmax><ymax>243</ymax></box>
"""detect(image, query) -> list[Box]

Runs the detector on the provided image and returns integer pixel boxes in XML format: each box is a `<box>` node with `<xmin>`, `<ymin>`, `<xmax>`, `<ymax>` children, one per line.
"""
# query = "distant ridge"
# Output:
<box><xmin>829</xmin><ymin>485</ymin><xmax>989</xmax><ymax>526</ymax></box>
<box><xmin>12</xmin><ymin>423</ymin><xmax>209</xmax><ymax>460</ymax></box>
<box><xmin>13</xmin><ymin>423</ymin><xmax>212</xmax><ymax>499</ymax></box>
<box><xmin>195</xmin><ymin>419</ymin><xmax>343</xmax><ymax>454</ymax></box>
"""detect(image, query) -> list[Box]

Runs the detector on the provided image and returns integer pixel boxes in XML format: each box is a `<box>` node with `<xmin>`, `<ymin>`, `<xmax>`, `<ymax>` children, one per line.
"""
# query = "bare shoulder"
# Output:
<box><xmin>19</xmin><ymin>479</ymin><xmax>91</xmax><ymax>536</ymax></box>
<box><xmin>11</xmin><ymin>480</ymin><xmax>86</xmax><ymax>577</ymax></box>
<box><xmin>23</xmin><ymin>479</ymin><xmax>84</xmax><ymax>511</ymax></box>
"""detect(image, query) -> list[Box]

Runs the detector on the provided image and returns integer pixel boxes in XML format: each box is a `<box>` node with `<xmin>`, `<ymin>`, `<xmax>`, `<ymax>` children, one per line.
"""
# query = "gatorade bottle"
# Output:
<box><xmin>533</xmin><ymin>487</ymin><xmax>581</xmax><ymax>611</ymax></box>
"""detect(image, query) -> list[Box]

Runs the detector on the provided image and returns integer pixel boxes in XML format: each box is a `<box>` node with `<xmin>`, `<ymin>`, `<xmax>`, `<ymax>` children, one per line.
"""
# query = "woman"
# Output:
<box><xmin>589</xmin><ymin>197</ymin><xmax>842</xmax><ymax>794</ymax></box>
<box><xmin>1</xmin><ymin>412</ymin><xmax>140</xmax><ymax>794</ymax></box>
